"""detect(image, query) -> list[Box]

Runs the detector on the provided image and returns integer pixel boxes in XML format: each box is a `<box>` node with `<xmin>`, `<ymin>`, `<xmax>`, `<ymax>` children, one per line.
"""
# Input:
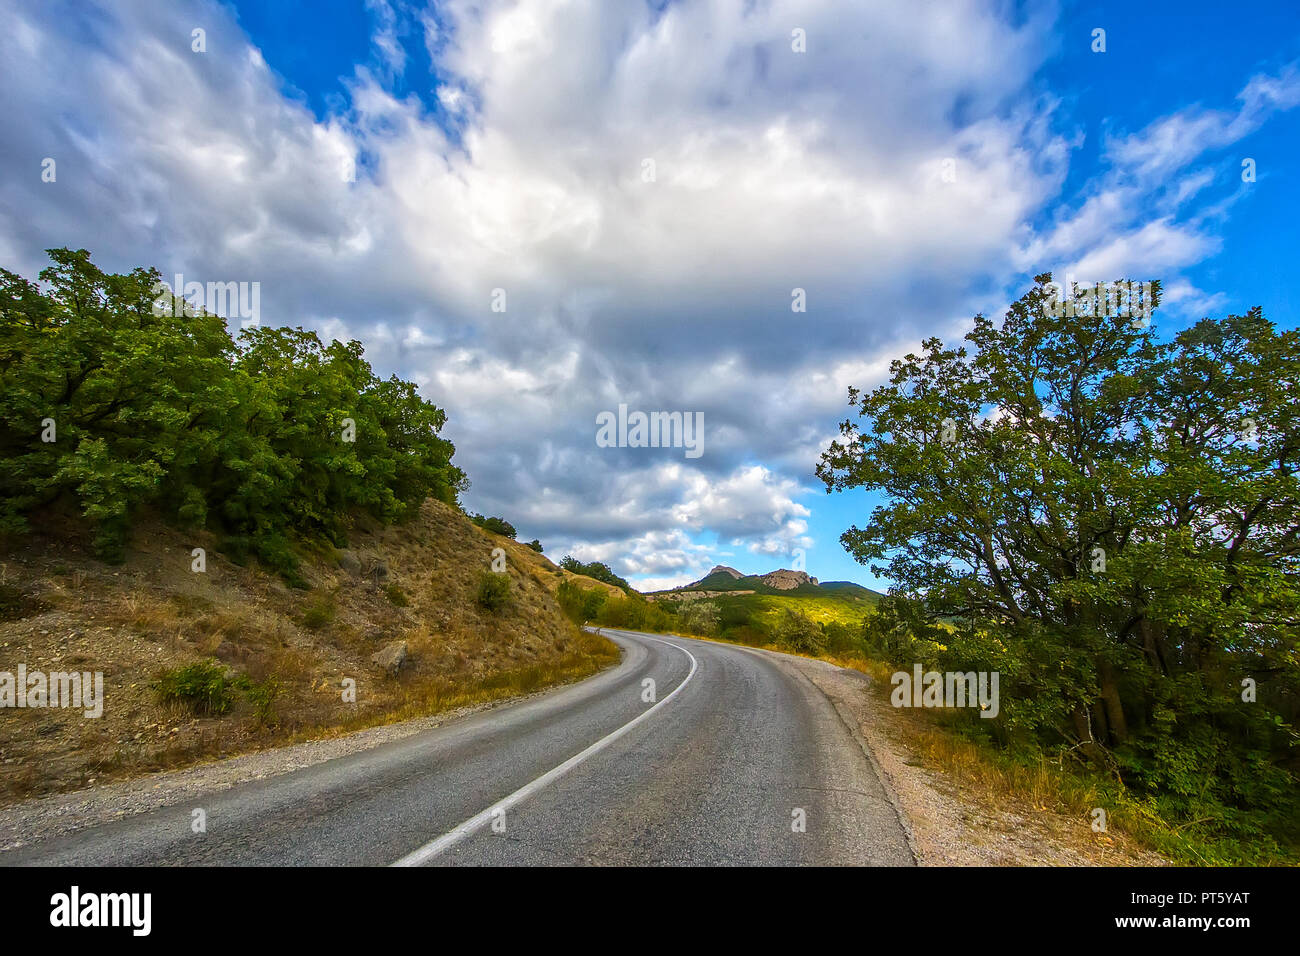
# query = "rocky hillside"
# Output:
<box><xmin>0</xmin><ymin>500</ymin><xmax>617</xmax><ymax>803</ymax></box>
<box><xmin>757</xmin><ymin>569</ymin><xmax>818</xmax><ymax>589</ymax></box>
<box><xmin>671</xmin><ymin>566</ymin><xmax>853</xmax><ymax>595</ymax></box>
<box><xmin>705</xmin><ymin>565</ymin><xmax>743</xmax><ymax>580</ymax></box>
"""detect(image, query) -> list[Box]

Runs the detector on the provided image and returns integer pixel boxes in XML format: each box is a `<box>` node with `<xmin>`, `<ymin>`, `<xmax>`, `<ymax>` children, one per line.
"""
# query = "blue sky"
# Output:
<box><xmin>3</xmin><ymin>0</ymin><xmax>1298</xmax><ymax>591</ymax></box>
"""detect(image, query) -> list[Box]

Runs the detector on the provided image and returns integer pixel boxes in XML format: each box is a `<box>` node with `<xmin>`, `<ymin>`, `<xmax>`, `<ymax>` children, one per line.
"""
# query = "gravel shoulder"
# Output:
<box><xmin>754</xmin><ymin>647</ymin><xmax>1170</xmax><ymax>866</ymax></box>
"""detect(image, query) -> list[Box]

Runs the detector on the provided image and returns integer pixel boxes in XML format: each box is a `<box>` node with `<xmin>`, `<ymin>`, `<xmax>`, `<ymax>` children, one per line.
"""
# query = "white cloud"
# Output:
<box><xmin>1</xmin><ymin>0</ymin><xmax>1288</xmax><ymax>587</ymax></box>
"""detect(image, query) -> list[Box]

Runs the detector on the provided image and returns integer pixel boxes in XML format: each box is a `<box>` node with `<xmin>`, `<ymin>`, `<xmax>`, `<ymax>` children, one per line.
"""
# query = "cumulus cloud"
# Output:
<box><xmin>0</xmin><ymin>0</ymin><xmax>1286</xmax><ymax>586</ymax></box>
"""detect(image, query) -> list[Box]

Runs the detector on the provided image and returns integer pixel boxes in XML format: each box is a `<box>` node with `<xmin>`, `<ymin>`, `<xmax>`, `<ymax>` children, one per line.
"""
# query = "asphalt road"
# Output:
<box><xmin>0</xmin><ymin>629</ymin><xmax>915</xmax><ymax>866</ymax></box>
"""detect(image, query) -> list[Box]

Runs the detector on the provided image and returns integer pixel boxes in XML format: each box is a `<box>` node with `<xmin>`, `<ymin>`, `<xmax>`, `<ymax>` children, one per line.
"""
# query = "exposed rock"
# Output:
<box><xmin>757</xmin><ymin>569</ymin><xmax>814</xmax><ymax>590</ymax></box>
<box><xmin>370</xmin><ymin>640</ymin><xmax>408</xmax><ymax>676</ymax></box>
<box><xmin>338</xmin><ymin>550</ymin><xmax>361</xmax><ymax>576</ymax></box>
<box><xmin>213</xmin><ymin>640</ymin><xmax>243</xmax><ymax>663</ymax></box>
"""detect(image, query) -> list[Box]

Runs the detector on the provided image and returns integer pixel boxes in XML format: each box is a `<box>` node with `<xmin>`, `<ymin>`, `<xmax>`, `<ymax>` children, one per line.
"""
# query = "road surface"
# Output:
<box><xmin>0</xmin><ymin>629</ymin><xmax>915</xmax><ymax>866</ymax></box>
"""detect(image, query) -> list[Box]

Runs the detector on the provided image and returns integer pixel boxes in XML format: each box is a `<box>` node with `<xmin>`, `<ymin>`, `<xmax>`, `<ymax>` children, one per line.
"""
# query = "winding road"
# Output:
<box><xmin>0</xmin><ymin>629</ymin><xmax>915</xmax><ymax>866</ymax></box>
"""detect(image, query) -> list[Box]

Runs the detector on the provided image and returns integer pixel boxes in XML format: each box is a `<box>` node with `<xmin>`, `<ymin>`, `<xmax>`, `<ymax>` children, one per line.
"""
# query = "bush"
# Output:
<box><xmin>526</xmin><ymin>539</ymin><xmax>543</xmax><ymax>552</ymax></box>
<box><xmin>300</xmin><ymin>595</ymin><xmax>336</xmax><ymax>630</ymax></box>
<box><xmin>476</xmin><ymin>571</ymin><xmax>511</xmax><ymax>612</ymax></box>
<box><xmin>558</xmin><ymin>556</ymin><xmax>631</xmax><ymax>590</ymax></box>
<box><xmin>471</xmin><ymin>514</ymin><xmax>517</xmax><ymax>538</ymax></box>
<box><xmin>154</xmin><ymin>660</ymin><xmax>235</xmax><ymax>716</ymax></box>
<box><xmin>0</xmin><ymin>249</ymin><xmax>467</xmax><ymax>574</ymax></box>
<box><xmin>774</xmin><ymin>609</ymin><xmax>824</xmax><ymax>654</ymax></box>
<box><xmin>678</xmin><ymin>601</ymin><xmax>720</xmax><ymax>636</ymax></box>
<box><xmin>241</xmin><ymin>676</ymin><xmax>282</xmax><ymax>728</ymax></box>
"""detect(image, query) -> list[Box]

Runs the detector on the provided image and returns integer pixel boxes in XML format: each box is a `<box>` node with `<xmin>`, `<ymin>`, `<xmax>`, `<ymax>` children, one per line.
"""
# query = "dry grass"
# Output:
<box><xmin>0</xmin><ymin>502</ymin><xmax>620</xmax><ymax>803</ymax></box>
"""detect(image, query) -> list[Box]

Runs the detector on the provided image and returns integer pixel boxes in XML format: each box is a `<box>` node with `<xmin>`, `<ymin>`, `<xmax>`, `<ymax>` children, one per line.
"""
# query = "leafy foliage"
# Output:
<box><xmin>556</xmin><ymin>579</ymin><xmax>609</xmax><ymax>622</ymax></box>
<box><xmin>476</xmin><ymin>570</ymin><xmax>511</xmax><ymax>612</ymax></box>
<box><xmin>819</xmin><ymin>276</ymin><xmax>1300</xmax><ymax>852</ymax></box>
<box><xmin>558</xmin><ymin>556</ymin><xmax>631</xmax><ymax>591</ymax></box>
<box><xmin>470</xmin><ymin>514</ymin><xmax>516</xmax><ymax>538</ymax></box>
<box><xmin>153</xmin><ymin>660</ymin><xmax>236</xmax><ymax>716</ymax></box>
<box><xmin>0</xmin><ymin>250</ymin><xmax>466</xmax><ymax>571</ymax></box>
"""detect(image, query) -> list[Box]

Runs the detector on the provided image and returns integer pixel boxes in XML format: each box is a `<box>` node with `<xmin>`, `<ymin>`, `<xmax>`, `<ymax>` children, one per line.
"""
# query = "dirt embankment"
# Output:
<box><xmin>0</xmin><ymin>500</ymin><xmax>617</xmax><ymax>804</ymax></box>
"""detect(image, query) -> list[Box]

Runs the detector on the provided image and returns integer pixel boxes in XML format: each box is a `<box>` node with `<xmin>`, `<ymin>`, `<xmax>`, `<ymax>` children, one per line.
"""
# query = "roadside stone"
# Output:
<box><xmin>370</xmin><ymin>640</ymin><xmax>408</xmax><ymax>676</ymax></box>
<box><xmin>213</xmin><ymin>640</ymin><xmax>242</xmax><ymax>663</ymax></box>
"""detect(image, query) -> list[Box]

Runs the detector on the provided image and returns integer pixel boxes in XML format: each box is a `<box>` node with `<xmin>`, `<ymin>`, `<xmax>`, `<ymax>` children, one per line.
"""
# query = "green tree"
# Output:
<box><xmin>818</xmin><ymin>275</ymin><xmax>1300</xmax><ymax>839</ymax></box>
<box><xmin>470</xmin><ymin>514</ymin><xmax>517</xmax><ymax>538</ymax></box>
<box><xmin>0</xmin><ymin>249</ymin><xmax>466</xmax><ymax>571</ymax></box>
<box><xmin>558</xmin><ymin>556</ymin><xmax>631</xmax><ymax>591</ymax></box>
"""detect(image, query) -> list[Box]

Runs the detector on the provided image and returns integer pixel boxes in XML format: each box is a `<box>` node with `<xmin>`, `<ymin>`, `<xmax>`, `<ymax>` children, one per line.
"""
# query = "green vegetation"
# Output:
<box><xmin>476</xmin><ymin>570</ymin><xmax>511</xmax><ymax>611</ymax></box>
<box><xmin>525</xmin><ymin>539</ymin><xmax>544</xmax><ymax>553</ymax></box>
<box><xmin>299</xmin><ymin>594</ymin><xmax>337</xmax><ymax>630</ymax></box>
<box><xmin>154</xmin><ymin>659</ymin><xmax>282</xmax><ymax>724</ymax></box>
<box><xmin>643</xmin><ymin>582</ymin><xmax>880</xmax><ymax>649</ymax></box>
<box><xmin>243</xmin><ymin>676</ymin><xmax>283</xmax><ymax>728</ymax></box>
<box><xmin>555</xmin><ymin>578</ymin><xmax>674</xmax><ymax>631</ymax></box>
<box><xmin>818</xmin><ymin>276</ymin><xmax>1300</xmax><ymax>863</ymax></box>
<box><xmin>153</xmin><ymin>660</ymin><xmax>236</xmax><ymax>716</ymax></box>
<box><xmin>558</xmin><ymin>556</ymin><xmax>631</xmax><ymax>591</ymax></box>
<box><xmin>470</xmin><ymin>514</ymin><xmax>517</xmax><ymax>538</ymax></box>
<box><xmin>0</xmin><ymin>248</ymin><xmax>466</xmax><ymax>573</ymax></box>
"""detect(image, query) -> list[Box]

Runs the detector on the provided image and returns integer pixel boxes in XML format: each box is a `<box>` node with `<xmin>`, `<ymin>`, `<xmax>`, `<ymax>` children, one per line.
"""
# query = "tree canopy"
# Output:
<box><xmin>558</xmin><ymin>556</ymin><xmax>631</xmax><ymax>591</ymax></box>
<box><xmin>0</xmin><ymin>249</ymin><xmax>466</xmax><ymax>574</ymax></box>
<box><xmin>819</xmin><ymin>275</ymin><xmax>1300</xmax><ymax>854</ymax></box>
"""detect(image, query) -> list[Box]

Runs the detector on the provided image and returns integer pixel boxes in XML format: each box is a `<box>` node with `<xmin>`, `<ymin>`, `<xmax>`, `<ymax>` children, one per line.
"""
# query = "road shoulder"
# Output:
<box><xmin>751</xmin><ymin>646</ymin><xmax>1169</xmax><ymax>866</ymax></box>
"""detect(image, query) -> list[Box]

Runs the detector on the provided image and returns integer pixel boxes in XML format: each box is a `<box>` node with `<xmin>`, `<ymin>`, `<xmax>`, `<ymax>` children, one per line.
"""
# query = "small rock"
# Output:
<box><xmin>370</xmin><ymin>640</ymin><xmax>408</xmax><ymax>676</ymax></box>
<box><xmin>213</xmin><ymin>641</ymin><xmax>242</xmax><ymax>663</ymax></box>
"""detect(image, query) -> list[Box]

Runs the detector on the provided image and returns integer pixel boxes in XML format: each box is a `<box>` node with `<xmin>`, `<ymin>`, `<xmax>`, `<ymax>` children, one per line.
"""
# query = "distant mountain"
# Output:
<box><xmin>666</xmin><ymin>567</ymin><xmax>882</xmax><ymax>600</ymax></box>
<box><xmin>757</xmin><ymin>569</ymin><xmax>816</xmax><ymax>590</ymax></box>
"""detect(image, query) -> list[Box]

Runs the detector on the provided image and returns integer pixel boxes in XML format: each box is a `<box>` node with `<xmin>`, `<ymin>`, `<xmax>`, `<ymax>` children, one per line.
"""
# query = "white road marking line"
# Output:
<box><xmin>390</xmin><ymin>631</ymin><xmax>699</xmax><ymax>866</ymax></box>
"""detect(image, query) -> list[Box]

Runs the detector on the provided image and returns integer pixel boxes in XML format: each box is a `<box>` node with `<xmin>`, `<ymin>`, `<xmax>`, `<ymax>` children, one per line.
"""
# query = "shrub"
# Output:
<box><xmin>476</xmin><ymin>571</ymin><xmax>511</xmax><ymax>612</ymax></box>
<box><xmin>154</xmin><ymin>660</ymin><xmax>235</xmax><ymax>716</ymax></box>
<box><xmin>774</xmin><ymin>609</ymin><xmax>824</xmax><ymax>654</ymax></box>
<box><xmin>558</xmin><ymin>556</ymin><xmax>631</xmax><ymax>590</ymax></box>
<box><xmin>300</xmin><ymin>595</ymin><xmax>336</xmax><ymax>630</ymax></box>
<box><xmin>471</xmin><ymin>514</ymin><xmax>517</xmax><ymax>538</ymax></box>
<box><xmin>240</xmin><ymin>676</ymin><xmax>282</xmax><ymax>728</ymax></box>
